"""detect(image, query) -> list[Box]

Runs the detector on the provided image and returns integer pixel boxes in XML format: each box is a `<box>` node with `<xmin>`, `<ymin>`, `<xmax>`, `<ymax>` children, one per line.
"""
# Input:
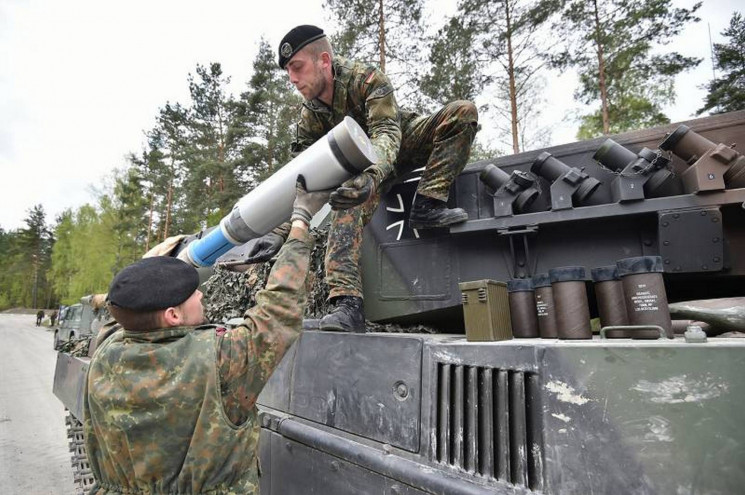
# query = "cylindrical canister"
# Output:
<box><xmin>181</xmin><ymin>117</ymin><xmax>377</xmax><ymax>267</ymax></box>
<box><xmin>549</xmin><ymin>266</ymin><xmax>592</xmax><ymax>339</ymax></box>
<box><xmin>616</xmin><ymin>256</ymin><xmax>672</xmax><ymax>338</ymax></box>
<box><xmin>532</xmin><ymin>273</ymin><xmax>558</xmax><ymax>338</ymax></box>
<box><xmin>506</xmin><ymin>279</ymin><xmax>540</xmax><ymax>338</ymax></box>
<box><xmin>591</xmin><ymin>265</ymin><xmax>629</xmax><ymax>336</ymax></box>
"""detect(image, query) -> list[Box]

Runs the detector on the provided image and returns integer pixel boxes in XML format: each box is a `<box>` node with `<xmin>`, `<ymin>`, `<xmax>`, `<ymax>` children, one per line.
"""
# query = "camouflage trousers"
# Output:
<box><xmin>326</xmin><ymin>100</ymin><xmax>478</xmax><ymax>300</ymax></box>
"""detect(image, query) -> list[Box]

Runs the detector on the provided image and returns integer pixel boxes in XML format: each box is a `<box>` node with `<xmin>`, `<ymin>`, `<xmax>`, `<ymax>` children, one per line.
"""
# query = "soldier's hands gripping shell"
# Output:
<box><xmin>291</xmin><ymin>174</ymin><xmax>334</xmax><ymax>226</ymax></box>
<box><xmin>245</xmin><ymin>232</ymin><xmax>285</xmax><ymax>264</ymax></box>
<box><xmin>329</xmin><ymin>172</ymin><xmax>377</xmax><ymax>210</ymax></box>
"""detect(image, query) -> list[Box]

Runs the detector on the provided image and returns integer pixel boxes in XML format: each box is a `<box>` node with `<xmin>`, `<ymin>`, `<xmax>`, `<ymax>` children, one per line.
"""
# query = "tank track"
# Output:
<box><xmin>65</xmin><ymin>410</ymin><xmax>96</xmax><ymax>494</ymax></box>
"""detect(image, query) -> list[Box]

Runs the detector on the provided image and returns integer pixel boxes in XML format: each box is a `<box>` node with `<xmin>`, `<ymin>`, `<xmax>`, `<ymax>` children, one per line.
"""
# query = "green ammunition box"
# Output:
<box><xmin>459</xmin><ymin>279</ymin><xmax>513</xmax><ymax>341</ymax></box>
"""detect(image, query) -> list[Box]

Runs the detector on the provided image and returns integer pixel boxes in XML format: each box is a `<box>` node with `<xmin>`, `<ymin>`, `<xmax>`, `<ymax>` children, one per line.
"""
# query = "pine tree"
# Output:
<box><xmin>232</xmin><ymin>39</ymin><xmax>303</xmax><ymax>186</ymax></box>
<box><xmin>697</xmin><ymin>12</ymin><xmax>745</xmax><ymax>115</ymax></box>
<box><xmin>17</xmin><ymin>205</ymin><xmax>53</xmax><ymax>308</ymax></box>
<box><xmin>323</xmin><ymin>0</ymin><xmax>428</xmax><ymax>106</ymax></box>
<box><xmin>552</xmin><ymin>0</ymin><xmax>701</xmax><ymax>138</ymax></box>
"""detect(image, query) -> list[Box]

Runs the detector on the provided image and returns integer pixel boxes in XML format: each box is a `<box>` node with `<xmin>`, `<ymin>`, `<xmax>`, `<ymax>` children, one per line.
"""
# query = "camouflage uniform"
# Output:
<box><xmin>293</xmin><ymin>56</ymin><xmax>478</xmax><ymax>299</ymax></box>
<box><xmin>83</xmin><ymin>226</ymin><xmax>313</xmax><ymax>495</ymax></box>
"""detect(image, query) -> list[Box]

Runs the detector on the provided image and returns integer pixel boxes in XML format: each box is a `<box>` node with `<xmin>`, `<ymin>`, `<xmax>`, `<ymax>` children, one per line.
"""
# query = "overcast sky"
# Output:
<box><xmin>0</xmin><ymin>0</ymin><xmax>740</xmax><ymax>231</ymax></box>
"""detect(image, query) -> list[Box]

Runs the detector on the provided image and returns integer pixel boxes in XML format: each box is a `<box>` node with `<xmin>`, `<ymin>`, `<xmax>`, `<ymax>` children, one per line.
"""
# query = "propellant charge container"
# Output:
<box><xmin>532</xmin><ymin>273</ymin><xmax>558</xmax><ymax>338</ymax></box>
<box><xmin>591</xmin><ymin>265</ymin><xmax>629</xmax><ymax>335</ymax></box>
<box><xmin>549</xmin><ymin>266</ymin><xmax>592</xmax><ymax>339</ymax></box>
<box><xmin>506</xmin><ymin>279</ymin><xmax>539</xmax><ymax>338</ymax></box>
<box><xmin>616</xmin><ymin>256</ymin><xmax>673</xmax><ymax>338</ymax></box>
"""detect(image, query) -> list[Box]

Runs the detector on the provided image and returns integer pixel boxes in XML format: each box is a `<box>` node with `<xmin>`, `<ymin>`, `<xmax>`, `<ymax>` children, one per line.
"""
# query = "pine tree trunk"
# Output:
<box><xmin>163</xmin><ymin>159</ymin><xmax>175</xmax><ymax>240</ymax></box>
<box><xmin>378</xmin><ymin>0</ymin><xmax>386</xmax><ymax>72</ymax></box>
<box><xmin>593</xmin><ymin>0</ymin><xmax>610</xmax><ymax>134</ymax></box>
<box><xmin>505</xmin><ymin>0</ymin><xmax>520</xmax><ymax>154</ymax></box>
<box><xmin>146</xmin><ymin>193</ymin><xmax>154</xmax><ymax>252</ymax></box>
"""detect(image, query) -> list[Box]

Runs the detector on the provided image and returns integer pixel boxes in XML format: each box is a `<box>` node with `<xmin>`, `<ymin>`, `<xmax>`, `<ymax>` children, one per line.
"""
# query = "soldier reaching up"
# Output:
<box><xmin>83</xmin><ymin>178</ymin><xmax>331</xmax><ymax>494</ymax></box>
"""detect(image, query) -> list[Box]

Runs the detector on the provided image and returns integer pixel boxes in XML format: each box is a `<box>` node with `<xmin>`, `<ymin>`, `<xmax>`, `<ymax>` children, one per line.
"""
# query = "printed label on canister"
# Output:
<box><xmin>536</xmin><ymin>294</ymin><xmax>549</xmax><ymax>317</ymax></box>
<box><xmin>630</xmin><ymin>283</ymin><xmax>659</xmax><ymax>312</ymax></box>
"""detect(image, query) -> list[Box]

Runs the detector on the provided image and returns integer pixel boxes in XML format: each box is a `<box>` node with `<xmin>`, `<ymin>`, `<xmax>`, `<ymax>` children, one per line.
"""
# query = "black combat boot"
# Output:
<box><xmin>409</xmin><ymin>195</ymin><xmax>468</xmax><ymax>229</ymax></box>
<box><xmin>319</xmin><ymin>296</ymin><xmax>366</xmax><ymax>333</ymax></box>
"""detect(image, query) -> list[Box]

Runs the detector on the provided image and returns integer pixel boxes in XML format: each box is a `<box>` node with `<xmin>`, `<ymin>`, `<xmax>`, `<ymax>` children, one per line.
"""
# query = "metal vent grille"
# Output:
<box><xmin>434</xmin><ymin>363</ymin><xmax>543</xmax><ymax>490</ymax></box>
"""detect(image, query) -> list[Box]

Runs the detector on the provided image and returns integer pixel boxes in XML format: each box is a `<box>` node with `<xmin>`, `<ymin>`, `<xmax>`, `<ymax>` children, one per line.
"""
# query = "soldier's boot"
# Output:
<box><xmin>319</xmin><ymin>296</ymin><xmax>366</xmax><ymax>333</ymax></box>
<box><xmin>409</xmin><ymin>195</ymin><xmax>468</xmax><ymax>229</ymax></box>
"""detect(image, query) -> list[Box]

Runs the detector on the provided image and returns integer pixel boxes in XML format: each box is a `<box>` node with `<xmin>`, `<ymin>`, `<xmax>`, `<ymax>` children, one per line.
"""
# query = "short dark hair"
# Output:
<box><xmin>108</xmin><ymin>304</ymin><xmax>164</xmax><ymax>332</ymax></box>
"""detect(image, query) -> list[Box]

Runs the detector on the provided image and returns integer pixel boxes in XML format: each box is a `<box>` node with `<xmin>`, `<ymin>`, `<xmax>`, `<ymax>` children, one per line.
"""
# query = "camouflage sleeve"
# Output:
<box><xmin>270</xmin><ymin>221</ymin><xmax>291</xmax><ymax>240</ymax></box>
<box><xmin>215</xmin><ymin>226</ymin><xmax>313</xmax><ymax>421</ymax></box>
<box><xmin>361</xmin><ymin>68</ymin><xmax>402</xmax><ymax>184</ymax></box>
<box><xmin>291</xmin><ymin>107</ymin><xmax>325</xmax><ymax>158</ymax></box>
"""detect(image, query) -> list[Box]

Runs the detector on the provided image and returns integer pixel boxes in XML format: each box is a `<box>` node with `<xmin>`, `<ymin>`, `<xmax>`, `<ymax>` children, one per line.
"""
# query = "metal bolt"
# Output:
<box><xmin>383</xmin><ymin>444</ymin><xmax>392</xmax><ymax>455</ymax></box>
<box><xmin>713</xmin><ymin>257</ymin><xmax>721</xmax><ymax>263</ymax></box>
<box><xmin>712</xmin><ymin>237</ymin><xmax>720</xmax><ymax>243</ymax></box>
<box><xmin>663</xmin><ymin>240</ymin><xmax>670</xmax><ymax>246</ymax></box>
<box><xmin>674</xmin><ymin>266</ymin><xmax>681</xmax><ymax>271</ymax></box>
<box><xmin>331</xmin><ymin>460</ymin><xmax>341</xmax><ymax>472</ymax></box>
<box><xmin>700</xmin><ymin>210</ymin><xmax>708</xmax><ymax>216</ymax></box>
<box><xmin>517</xmin><ymin>260</ymin><xmax>525</xmax><ymax>267</ymax></box>
<box><xmin>662</xmin><ymin>221</ymin><xmax>669</xmax><ymax>227</ymax></box>
<box><xmin>285</xmin><ymin>442</ymin><xmax>293</xmax><ymax>451</ymax></box>
<box><xmin>673</xmin><ymin>213</ymin><xmax>679</xmax><ymax>219</ymax></box>
<box><xmin>712</xmin><ymin>217</ymin><xmax>719</xmax><ymax>223</ymax></box>
<box><xmin>664</xmin><ymin>259</ymin><xmax>671</xmax><ymax>265</ymax></box>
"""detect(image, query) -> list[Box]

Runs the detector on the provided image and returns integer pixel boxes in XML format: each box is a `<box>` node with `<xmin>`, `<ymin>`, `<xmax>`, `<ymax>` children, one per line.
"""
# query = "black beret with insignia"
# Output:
<box><xmin>278</xmin><ymin>25</ymin><xmax>326</xmax><ymax>69</ymax></box>
<box><xmin>107</xmin><ymin>257</ymin><xmax>199</xmax><ymax>311</ymax></box>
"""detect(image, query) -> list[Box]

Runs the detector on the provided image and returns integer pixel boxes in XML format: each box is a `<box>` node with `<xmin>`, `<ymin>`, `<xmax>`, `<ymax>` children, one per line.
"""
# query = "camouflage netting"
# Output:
<box><xmin>203</xmin><ymin>226</ymin><xmax>437</xmax><ymax>334</ymax></box>
<box><xmin>60</xmin><ymin>336</ymin><xmax>92</xmax><ymax>357</ymax></box>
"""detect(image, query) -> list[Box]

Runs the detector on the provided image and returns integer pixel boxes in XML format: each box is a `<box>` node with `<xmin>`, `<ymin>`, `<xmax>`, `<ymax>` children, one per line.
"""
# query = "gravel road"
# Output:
<box><xmin>0</xmin><ymin>313</ymin><xmax>76</xmax><ymax>494</ymax></box>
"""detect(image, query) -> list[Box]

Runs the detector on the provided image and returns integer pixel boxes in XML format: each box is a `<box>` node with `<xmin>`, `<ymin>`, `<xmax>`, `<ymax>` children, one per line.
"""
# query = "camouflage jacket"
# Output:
<box><xmin>292</xmin><ymin>56</ymin><xmax>414</xmax><ymax>186</ymax></box>
<box><xmin>83</xmin><ymin>226</ymin><xmax>313</xmax><ymax>494</ymax></box>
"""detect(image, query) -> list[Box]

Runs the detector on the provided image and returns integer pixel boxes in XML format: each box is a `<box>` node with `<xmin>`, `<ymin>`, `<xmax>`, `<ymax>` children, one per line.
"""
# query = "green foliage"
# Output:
<box><xmin>553</xmin><ymin>0</ymin><xmax>701</xmax><ymax>138</ymax></box>
<box><xmin>232</xmin><ymin>39</ymin><xmax>302</xmax><ymax>185</ymax></box>
<box><xmin>698</xmin><ymin>12</ymin><xmax>745</xmax><ymax>115</ymax></box>
<box><xmin>422</xmin><ymin>0</ymin><xmax>557</xmax><ymax>153</ymax></box>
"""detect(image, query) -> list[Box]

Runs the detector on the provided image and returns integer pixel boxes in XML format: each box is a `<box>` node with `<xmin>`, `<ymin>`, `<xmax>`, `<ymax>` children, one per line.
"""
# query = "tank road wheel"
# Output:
<box><xmin>65</xmin><ymin>410</ymin><xmax>96</xmax><ymax>494</ymax></box>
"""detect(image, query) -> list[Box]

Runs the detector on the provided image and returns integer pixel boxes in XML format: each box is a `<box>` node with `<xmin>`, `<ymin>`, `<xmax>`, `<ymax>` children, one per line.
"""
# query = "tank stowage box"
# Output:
<box><xmin>459</xmin><ymin>279</ymin><xmax>512</xmax><ymax>341</ymax></box>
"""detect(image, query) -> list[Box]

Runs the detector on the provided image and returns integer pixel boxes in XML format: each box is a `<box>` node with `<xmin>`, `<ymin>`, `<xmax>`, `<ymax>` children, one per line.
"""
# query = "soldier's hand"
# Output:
<box><xmin>142</xmin><ymin>235</ymin><xmax>187</xmax><ymax>258</ymax></box>
<box><xmin>245</xmin><ymin>232</ymin><xmax>285</xmax><ymax>264</ymax></box>
<box><xmin>329</xmin><ymin>172</ymin><xmax>376</xmax><ymax>210</ymax></box>
<box><xmin>290</xmin><ymin>175</ymin><xmax>334</xmax><ymax>226</ymax></box>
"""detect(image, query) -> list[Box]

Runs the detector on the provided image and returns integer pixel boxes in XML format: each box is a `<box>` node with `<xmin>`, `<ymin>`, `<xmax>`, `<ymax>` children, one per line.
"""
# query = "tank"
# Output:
<box><xmin>53</xmin><ymin>110</ymin><xmax>745</xmax><ymax>494</ymax></box>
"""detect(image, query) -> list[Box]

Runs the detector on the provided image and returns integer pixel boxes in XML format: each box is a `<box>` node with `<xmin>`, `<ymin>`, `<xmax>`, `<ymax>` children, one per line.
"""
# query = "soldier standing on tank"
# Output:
<box><xmin>35</xmin><ymin>310</ymin><xmax>45</xmax><ymax>326</ymax></box>
<box><xmin>82</xmin><ymin>179</ymin><xmax>330</xmax><ymax>495</ymax></box>
<box><xmin>245</xmin><ymin>25</ymin><xmax>479</xmax><ymax>333</ymax></box>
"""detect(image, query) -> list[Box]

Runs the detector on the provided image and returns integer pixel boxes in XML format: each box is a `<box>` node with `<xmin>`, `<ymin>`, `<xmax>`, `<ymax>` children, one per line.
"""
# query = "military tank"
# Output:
<box><xmin>54</xmin><ymin>110</ymin><xmax>745</xmax><ymax>494</ymax></box>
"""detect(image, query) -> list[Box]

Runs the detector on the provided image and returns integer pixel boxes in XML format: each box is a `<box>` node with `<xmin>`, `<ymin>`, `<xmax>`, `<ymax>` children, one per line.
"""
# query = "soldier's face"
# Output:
<box><xmin>178</xmin><ymin>290</ymin><xmax>206</xmax><ymax>326</ymax></box>
<box><xmin>286</xmin><ymin>49</ymin><xmax>328</xmax><ymax>101</ymax></box>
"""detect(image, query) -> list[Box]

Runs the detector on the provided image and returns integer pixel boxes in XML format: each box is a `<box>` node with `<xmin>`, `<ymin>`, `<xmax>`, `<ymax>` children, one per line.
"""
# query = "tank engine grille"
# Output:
<box><xmin>434</xmin><ymin>363</ymin><xmax>544</xmax><ymax>490</ymax></box>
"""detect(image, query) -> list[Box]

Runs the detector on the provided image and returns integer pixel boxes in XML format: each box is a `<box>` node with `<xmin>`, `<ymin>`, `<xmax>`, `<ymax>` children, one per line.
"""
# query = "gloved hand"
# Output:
<box><xmin>245</xmin><ymin>232</ymin><xmax>285</xmax><ymax>263</ymax></box>
<box><xmin>290</xmin><ymin>175</ymin><xmax>334</xmax><ymax>226</ymax></box>
<box><xmin>329</xmin><ymin>172</ymin><xmax>377</xmax><ymax>210</ymax></box>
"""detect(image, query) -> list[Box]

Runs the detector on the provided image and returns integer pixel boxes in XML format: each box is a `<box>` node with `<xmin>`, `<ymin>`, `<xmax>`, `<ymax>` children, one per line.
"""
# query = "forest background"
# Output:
<box><xmin>1</xmin><ymin>0</ymin><xmax>743</xmax><ymax>309</ymax></box>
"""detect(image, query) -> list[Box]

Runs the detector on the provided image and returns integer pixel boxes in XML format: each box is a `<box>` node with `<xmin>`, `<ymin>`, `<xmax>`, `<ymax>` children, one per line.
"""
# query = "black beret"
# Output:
<box><xmin>278</xmin><ymin>25</ymin><xmax>326</xmax><ymax>69</ymax></box>
<box><xmin>108</xmin><ymin>257</ymin><xmax>199</xmax><ymax>311</ymax></box>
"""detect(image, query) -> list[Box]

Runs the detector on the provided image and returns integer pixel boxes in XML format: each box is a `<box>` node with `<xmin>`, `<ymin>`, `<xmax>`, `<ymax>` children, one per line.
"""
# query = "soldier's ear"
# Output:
<box><xmin>162</xmin><ymin>307</ymin><xmax>182</xmax><ymax>327</ymax></box>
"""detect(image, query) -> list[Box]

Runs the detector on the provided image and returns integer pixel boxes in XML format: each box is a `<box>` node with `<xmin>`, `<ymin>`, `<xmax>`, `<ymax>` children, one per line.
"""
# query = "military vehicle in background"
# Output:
<box><xmin>53</xmin><ymin>294</ymin><xmax>108</xmax><ymax>350</ymax></box>
<box><xmin>53</xmin><ymin>110</ymin><xmax>745</xmax><ymax>494</ymax></box>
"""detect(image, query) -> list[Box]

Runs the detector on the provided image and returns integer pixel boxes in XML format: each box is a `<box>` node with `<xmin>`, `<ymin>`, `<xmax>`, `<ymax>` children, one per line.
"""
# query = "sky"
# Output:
<box><xmin>0</xmin><ymin>0</ymin><xmax>741</xmax><ymax>231</ymax></box>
